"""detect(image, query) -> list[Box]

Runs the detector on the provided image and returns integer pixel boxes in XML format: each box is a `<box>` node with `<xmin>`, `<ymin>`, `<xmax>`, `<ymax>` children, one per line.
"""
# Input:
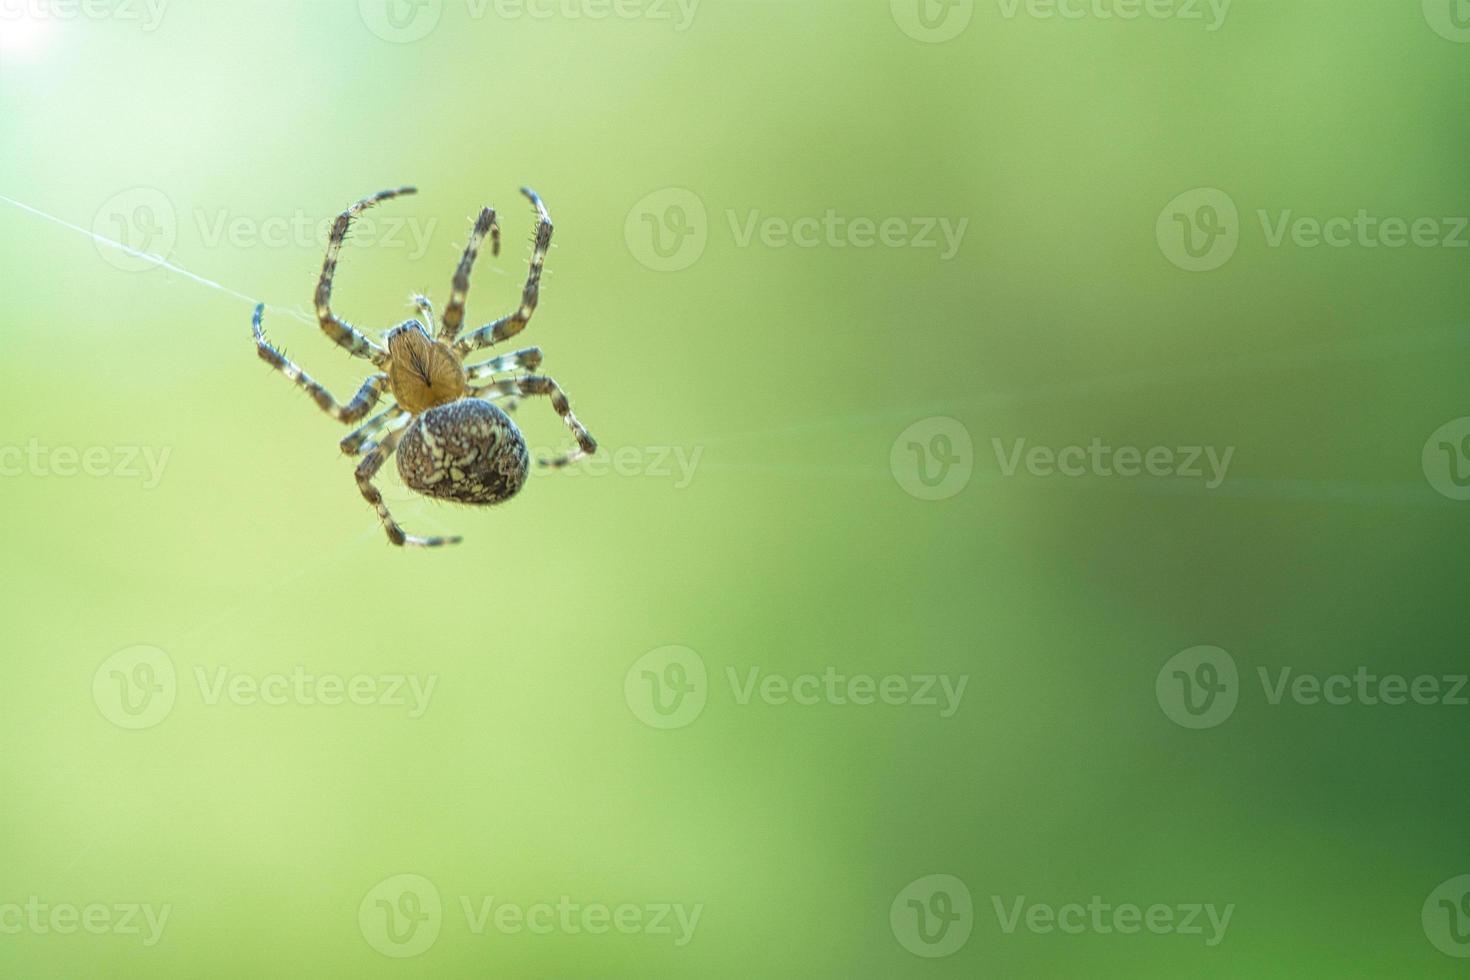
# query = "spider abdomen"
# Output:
<box><xmin>397</xmin><ymin>398</ymin><xmax>529</xmax><ymax>505</ymax></box>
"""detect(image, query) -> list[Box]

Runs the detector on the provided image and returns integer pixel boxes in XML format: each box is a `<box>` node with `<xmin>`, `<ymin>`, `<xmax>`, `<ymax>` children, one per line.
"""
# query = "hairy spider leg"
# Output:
<box><xmin>317</xmin><ymin>186</ymin><xmax>417</xmax><ymax>367</ymax></box>
<box><xmin>356</xmin><ymin>424</ymin><xmax>462</xmax><ymax>548</ymax></box>
<box><xmin>469</xmin><ymin>375</ymin><xmax>596</xmax><ymax>468</ymax></box>
<box><xmin>253</xmin><ymin>304</ymin><xmax>389</xmax><ymax>423</ymax></box>
<box><xmin>439</xmin><ymin>206</ymin><xmax>502</xmax><ymax>343</ymax></box>
<box><xmin>454</xmin><ymin>188</ymin><xmax>552</xmax><ymax>357</ymax></box>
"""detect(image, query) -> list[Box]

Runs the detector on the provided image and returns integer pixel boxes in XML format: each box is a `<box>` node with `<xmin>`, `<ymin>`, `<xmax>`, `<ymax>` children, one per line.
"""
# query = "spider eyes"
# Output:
<box><xmin>386</xmin><ymin>319</ymin><xmax>432</xmax><ymax>341</ymax></box>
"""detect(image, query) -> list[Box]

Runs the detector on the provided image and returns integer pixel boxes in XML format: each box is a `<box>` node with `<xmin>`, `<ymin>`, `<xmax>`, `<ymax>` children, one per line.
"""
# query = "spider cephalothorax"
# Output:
<box><xmin>251</xmin><ymin>186</ymin><xmax>597</xmax><ymax>547</ymax></box>
<box><xmin>384</xmin><ymin>321</ymin><xmax>466</xmax><ymax>414</ymax></box>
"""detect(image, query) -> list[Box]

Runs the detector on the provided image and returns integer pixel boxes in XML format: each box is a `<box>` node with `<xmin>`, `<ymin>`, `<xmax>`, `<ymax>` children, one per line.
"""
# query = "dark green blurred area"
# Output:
<box><xmin>1</xmin><ymin>1</ymin><xmax>1468</xmax><ymax>977</ymax></box>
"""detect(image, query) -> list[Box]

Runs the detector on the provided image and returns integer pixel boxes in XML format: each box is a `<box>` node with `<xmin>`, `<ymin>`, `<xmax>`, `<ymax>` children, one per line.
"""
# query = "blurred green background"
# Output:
<box><xmin>1</xmin><ymin>0</ymin><xmax>1468</xmax><ymax>976</ymax></box>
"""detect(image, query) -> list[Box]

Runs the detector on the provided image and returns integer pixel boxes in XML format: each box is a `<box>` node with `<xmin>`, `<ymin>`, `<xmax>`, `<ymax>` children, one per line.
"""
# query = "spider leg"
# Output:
<box><xmin>464</xmin><ymin>346</ymin><xmax>543</xmax><ymax>383</ymax></box>
<box><xmin>473</xmin><ymin>374</ymin><xmax>596</xmax><ymax>468</ymax></box>
<box><xmin>356</xmin><ymin>425</ymin><xmax>462</xmax><ymax>548</ymax></box>
<box><xmin>466</xmin><ymin>379</ymin><xmax>521</xmax><ymax>414</ymax></box>
<box><xmin>340</xmin><ymin>404</ymin><xmax>407</xmax><ymax>456</ymax></box>
<box><xmin>464</xmin><ymin>346</ymin><xmax>545</xmax><ymax>414</ymax></box>
<box><xmin>412</xmin><ymin>293</ymin><xmax>435</xmax><ymax>327</ymax></box>
<box><xmin>253</xmin><ymin>304</ymin><xmax>388</xmax><ymax>424</ymax></box>
<box><xmin>439</xmin><ymin>206</ymin><xmax>501</xmax><ymax>343</ymax></box>
<box><xmin>453</xmin><ymin>188</ymin><xmax>552</xmax><ymax>357</ymax></box>
<box><xmin>316</xmin><ymin>187</ymin><xmax>416</xmax><ymax>367</ymax></box>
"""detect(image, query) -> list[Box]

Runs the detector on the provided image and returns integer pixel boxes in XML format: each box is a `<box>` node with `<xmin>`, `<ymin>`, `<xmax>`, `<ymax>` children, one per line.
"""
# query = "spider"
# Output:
<box><xmin>251</xmin><ymin>186</ymin><xmax>597</xmax><ymax>548</ymax></box>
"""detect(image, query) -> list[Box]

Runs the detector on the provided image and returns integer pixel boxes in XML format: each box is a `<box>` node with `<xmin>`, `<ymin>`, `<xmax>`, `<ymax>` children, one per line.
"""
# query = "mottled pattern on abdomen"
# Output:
<box><xmin>396</xmin><ymin>399</ymin><xmax>528</xmax><ymax>505</ymax></box>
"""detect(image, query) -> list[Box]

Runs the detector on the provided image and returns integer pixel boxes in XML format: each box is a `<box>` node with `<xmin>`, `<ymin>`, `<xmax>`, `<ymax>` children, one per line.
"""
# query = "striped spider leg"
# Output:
<box><xmin>450</xmin><ymin>190</ymin><xmax>595</xmax><ymax>466</ymax></box>
<box><xmin>340</xmin><ymin>404</ymin><xmax>407</xmax><ymax>456</ymax></box>
<box><xmin>469</xmin><ymin>375</ymin><xmax>597</xmax><ymax>468</ymax></box>
<box><xmin>438</xmin><ymin>206</ymin><xmax>501</xmax><ymax>342</ymax></box>
<box><xmin>354</xmin><ymin>423</ymin><xmax>461</xmax><ymax>548</ymax></box>
<box><xmin>463</xmin><ymin>346</ymin><xmax>543</xmax><ymax>414</ymax></box>
<box><xmin>317</xmin><ymin>187</ymin><xmax>418</xmax><ymax>368</ymax></box>
<box><xmin>253</xmin><ymin>304</ymin><xmax>391</xmax><ymax>424</ymax></box>
<box><xmin>452</xmin><ymin>188</ymin><xmax>553</xmax><ymax>357</ymax></box>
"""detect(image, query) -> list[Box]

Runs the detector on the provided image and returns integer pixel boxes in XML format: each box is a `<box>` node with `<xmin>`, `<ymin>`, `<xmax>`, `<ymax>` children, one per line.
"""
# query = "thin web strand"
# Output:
<box><xmin>0</xmin><ymin>193</ymin><xmax>315</xmax><ymax>326</ymax></box>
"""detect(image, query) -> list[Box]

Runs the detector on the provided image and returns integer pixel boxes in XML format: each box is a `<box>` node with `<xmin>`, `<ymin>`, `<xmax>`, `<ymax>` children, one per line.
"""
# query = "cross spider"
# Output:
<box><xmin>251</xmin><ymin>186</ymin><xmax>597</xmax><ymax>548</ymax></box>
